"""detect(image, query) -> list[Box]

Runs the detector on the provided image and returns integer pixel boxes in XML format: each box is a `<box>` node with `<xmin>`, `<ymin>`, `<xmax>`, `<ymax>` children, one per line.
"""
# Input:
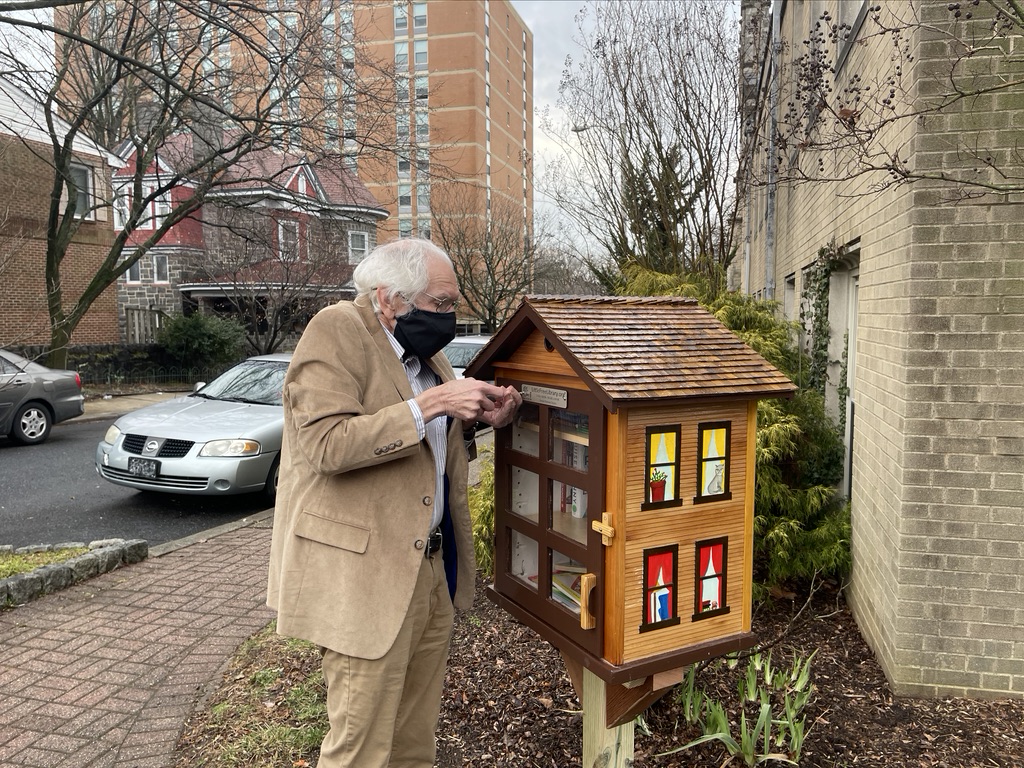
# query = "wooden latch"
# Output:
<box><xmin>592</xmin><ymin>513</ymin><xmax>615</xmax><ymax>546</ymax></box>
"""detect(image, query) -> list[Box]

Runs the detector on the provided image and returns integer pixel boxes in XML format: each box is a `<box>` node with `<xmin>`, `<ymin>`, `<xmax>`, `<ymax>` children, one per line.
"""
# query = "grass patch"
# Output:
<box><xmin>0</xmin><ymin>547</ymin><xmax>89</xmax><ymax>579</ymax></box>
<box><xmin>173</xmin><ymin>621</ymin><xmax>328</xmax><ymax>767</ymax></box>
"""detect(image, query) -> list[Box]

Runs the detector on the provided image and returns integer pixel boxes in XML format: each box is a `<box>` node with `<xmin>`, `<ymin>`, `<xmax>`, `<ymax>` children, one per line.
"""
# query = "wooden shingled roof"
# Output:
<box><xmin>465</xmin><ymin>295</ymin><xmax>796</xmax><ymax>411</ymax></box>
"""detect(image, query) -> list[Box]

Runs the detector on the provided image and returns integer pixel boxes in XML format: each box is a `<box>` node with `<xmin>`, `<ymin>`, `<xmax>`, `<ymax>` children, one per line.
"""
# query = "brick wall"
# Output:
<box><xmin>739</xmin><ymin>0</ymin><xmax>1024</xmax><ymax>698</ymax></box>
<box><xmin>0</xmin><ymin>136</ymin><xmax>119</xmax><ymax>347</ymax></box>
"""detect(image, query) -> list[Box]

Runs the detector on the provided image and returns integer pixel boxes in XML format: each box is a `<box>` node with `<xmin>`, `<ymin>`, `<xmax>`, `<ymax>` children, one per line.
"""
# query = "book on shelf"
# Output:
<box><xmin>551</xmin><ymin>571</ymin><xmax>582</xmax><ymax>607</ymax></box>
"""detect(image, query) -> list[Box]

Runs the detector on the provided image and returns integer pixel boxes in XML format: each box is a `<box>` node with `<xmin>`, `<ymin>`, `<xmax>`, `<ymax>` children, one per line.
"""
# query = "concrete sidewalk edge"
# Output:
<box><xmin>150</xmin><ymin>507</ymin><xmax>275</xmax><ymax>557</ymax></box>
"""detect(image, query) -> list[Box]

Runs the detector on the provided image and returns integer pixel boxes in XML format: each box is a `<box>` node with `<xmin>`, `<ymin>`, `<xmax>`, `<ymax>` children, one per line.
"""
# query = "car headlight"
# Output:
<box><xmin>199</xmin><ymin>439</ymin><xmax>262</xmax><ymax>457</ymax></box>
<box><xmin>103</xmin><ymin>425</ymin><xmax>122</xmax><ymax>445</ymax></box>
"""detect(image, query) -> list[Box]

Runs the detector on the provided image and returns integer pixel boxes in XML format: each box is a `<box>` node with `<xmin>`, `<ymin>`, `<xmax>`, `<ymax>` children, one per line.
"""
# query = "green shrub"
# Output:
<box><xmin>158</xmin><ymin>313</ymin><xmax>246</xmax><ymax>369</ymax></box>
<box><xmin>468</xmin><ymin>447</ymin><xmax>496</xmax><ymax>579</ymax></box>
<box><xmin>620</xmin><ymin>267</ymin><xmax>851</xmax><ymax>593</ymax></box>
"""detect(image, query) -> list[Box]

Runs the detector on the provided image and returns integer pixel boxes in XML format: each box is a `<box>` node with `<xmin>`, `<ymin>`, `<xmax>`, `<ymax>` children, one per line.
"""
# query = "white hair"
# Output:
<box><xmin>352</xmin><ymin>238</ymin><xmax>454</xmax><ymax>314</ymax></box>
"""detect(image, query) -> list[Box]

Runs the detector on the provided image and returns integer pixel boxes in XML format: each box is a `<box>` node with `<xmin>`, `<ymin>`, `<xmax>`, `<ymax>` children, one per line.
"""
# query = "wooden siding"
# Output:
<box><xmin>619</xmin><ymin>402</ymin><xmax>751</xmax><ymax>663</ymax></box>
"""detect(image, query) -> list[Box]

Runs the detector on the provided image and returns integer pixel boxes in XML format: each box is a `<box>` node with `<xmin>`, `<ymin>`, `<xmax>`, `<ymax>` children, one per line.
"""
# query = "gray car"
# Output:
<box><xmin>0</xmin><ymin>349</ymin><xmax>85</xmax><ymax>445</ymax></box>
<box><xmin>95</xmin><ymin>354</ymin><xmax>290</xmax><ymax>502</ymax></box>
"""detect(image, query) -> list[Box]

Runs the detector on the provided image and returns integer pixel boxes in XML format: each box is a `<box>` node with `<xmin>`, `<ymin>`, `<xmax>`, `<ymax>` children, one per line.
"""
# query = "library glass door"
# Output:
<box><xmin>494</xmin><ymin>378</ymin><xmax>605</xmax><ymax>656</ymax></box>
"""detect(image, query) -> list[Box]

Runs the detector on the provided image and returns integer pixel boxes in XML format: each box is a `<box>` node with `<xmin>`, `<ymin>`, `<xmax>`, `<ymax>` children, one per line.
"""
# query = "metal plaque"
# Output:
<box><xmin>521</xmin><ymin>384</ymin><xmax>568</xmax><ymax>409</ymax></box>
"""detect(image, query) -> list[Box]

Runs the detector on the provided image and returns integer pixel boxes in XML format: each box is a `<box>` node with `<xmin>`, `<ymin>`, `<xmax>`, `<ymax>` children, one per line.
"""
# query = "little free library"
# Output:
<box><xmin>465</xmin><ymin>295</ymin><xmax>796</xmax><ymax>730</ymax></box>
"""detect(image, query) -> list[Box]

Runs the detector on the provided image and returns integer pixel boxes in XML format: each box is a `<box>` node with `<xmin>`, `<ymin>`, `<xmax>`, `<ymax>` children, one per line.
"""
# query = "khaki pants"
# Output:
<box><xmin>318</xmin><ymin>554</ymin><xmax>454</xmax><ymax>768</ymax></box>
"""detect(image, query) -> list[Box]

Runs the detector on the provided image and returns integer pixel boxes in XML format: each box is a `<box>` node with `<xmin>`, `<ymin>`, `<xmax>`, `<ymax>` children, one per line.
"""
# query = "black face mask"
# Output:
<box><xmin>394</xmin><ymin>306</ymin><xmax>457</xmax><ymax>361</ymax></box>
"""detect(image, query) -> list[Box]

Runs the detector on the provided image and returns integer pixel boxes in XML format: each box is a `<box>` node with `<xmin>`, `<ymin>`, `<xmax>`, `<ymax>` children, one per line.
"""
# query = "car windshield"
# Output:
<box><xmin>443</xmin><ymin>341</ymin><xmax>485</xmax><ymax>368</ymax></box>
<box><xmin>195</xmin><ymin>360</ymin><xmax>288</xmax><ymax>406</ymax></box>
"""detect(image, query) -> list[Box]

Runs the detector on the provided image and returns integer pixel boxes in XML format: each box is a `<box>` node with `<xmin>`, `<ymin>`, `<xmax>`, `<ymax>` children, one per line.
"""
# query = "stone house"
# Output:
<box><xmin>114</xmin><ymin>136</ymin><xmax>388</xmax><ymax>346</ymax></box>
<box><xmin>736</xmin><ymin>0</ymin><xmax>1023</xmax><ymax>698</ymax></box>
<box><xmin>0</xmin><ymin>80</ymin><xmax>120</xmax><ymax>347</ymax></box>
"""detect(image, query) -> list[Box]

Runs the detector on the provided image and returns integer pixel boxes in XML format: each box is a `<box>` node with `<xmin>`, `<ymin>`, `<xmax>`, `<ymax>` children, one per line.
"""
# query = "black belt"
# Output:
<box><xmin>425</xmin><ymin>527</ymin><xmax>443</xmax><ymax>558</ymax></box>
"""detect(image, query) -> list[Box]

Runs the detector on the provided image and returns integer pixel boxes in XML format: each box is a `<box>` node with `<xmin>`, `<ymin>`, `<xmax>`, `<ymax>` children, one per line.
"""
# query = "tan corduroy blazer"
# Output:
<box><xmin>266</xmin><ymin>296</ymin><xmax>476</xmax><ymax>659</ymax></box>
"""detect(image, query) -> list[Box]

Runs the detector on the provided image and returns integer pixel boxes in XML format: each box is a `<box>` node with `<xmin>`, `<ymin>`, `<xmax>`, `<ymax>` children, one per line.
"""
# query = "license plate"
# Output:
<box><xmin>128</xmin><ymin>457</ymin><xmax>160</xmax><ymax>479</ymax></box>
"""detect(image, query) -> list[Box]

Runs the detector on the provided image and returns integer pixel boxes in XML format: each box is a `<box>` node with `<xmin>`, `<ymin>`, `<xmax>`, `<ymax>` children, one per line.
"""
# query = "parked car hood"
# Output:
<box><xmin>112</xmin><ymin>395</ymin><xmax>283</xmax><ymax>441</ymax></box>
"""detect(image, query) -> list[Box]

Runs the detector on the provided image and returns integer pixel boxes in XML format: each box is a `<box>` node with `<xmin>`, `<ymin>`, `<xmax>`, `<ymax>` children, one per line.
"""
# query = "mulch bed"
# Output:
<box><xmin>435</xmin><ymin>577</ymin><xmax>1024</xmax><ymax>767</ymax></box>
<box><xmin>177</xmin><ymin>576</ymin><xmax>1024</xmax><ymax>767</ymax></box>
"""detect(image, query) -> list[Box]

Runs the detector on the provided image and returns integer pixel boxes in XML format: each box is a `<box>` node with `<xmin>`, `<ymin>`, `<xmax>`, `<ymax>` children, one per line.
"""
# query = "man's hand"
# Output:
<box><xmin>476</xmin><ymin>384</ymin><xmax>522</xmax><ymax>429</ymax></box>
<box><xmin>416</xmin><ymin>378</ymin><xmax>522</xmax><ymax>426</ymax></box>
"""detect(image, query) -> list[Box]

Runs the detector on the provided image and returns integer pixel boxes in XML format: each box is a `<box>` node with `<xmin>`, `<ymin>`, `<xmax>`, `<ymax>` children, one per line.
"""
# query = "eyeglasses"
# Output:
<box><xmin>418</xmin><ymin>290</ymin><xmax>460</xmax><ymax>314</ymax></box>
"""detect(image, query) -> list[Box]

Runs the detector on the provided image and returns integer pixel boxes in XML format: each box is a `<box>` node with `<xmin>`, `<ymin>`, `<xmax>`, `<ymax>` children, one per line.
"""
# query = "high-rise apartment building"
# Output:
<box><xmin>352</xmin><ymin>0</ymin><xmax>534</xmax><ymax>244</ymax></box>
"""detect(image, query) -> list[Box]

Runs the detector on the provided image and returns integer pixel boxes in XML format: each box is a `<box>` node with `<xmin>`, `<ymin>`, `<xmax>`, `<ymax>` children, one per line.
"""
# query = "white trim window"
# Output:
<box><xmin>413</xmin><ymin>39</ymin><xmax>427</xmax><ymax>71</ymax></box>
<box><xmin>113</xmin><ymin>183</ymin><xmax>130</xmax><ymax>229</ymax></box>
<box><xmin>278</xmin><ymin>219</ymin><xmax>300</xmax><ymax>262</ymax></box>
<box><xmin>412</xmin><ymin>2</ymin><xmax>426</xmax><ymax>31</ymax></box>
<box><xmin>348</xmin><ymin>230</ymin><xmax>368</xmax><ymax>264</ymax></box>
<box><xmin>153</xmin><ymin>251</ymin><xmax>169</xmax><ymax>283</ymax></box>
<box><xmin>125</xmin><ymin>258</ymin><xmax>142</xmax><ymax>283</ymax></box>
<box><xmin>68</xmin><ymin>164</ymin><xmax>93</xmax><ymax>220</ymax></box>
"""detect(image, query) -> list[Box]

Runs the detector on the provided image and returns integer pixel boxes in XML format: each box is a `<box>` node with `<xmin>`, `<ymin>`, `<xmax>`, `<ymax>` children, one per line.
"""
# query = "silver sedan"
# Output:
<box><xmin>95</xmin><ymin>354</ymin><xmax>290</xmax><ymax>502</ymax></box>
<box><xmin>0</xmin><ymin>349</ymin><xmax>85</xmax><ymax>445</ymax></box>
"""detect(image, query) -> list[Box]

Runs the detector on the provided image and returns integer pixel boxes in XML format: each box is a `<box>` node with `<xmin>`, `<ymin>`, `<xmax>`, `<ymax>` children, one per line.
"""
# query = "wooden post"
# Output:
<box><xmin>582</xmin><ymin>667</ymin><xmax>634</xmax><ymax>768</ymax></box>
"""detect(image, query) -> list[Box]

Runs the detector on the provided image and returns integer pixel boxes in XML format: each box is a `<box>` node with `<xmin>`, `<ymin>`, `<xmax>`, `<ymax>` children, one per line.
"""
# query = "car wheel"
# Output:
<box><xmin>11</xmin><ymin>402</ymin><xmax>52</xmax><ymax>445</ymax></box>
<box><xmin>260</xmin><ymin>458</ymin><xmax>280</xmax><ymax>505</ymax></box>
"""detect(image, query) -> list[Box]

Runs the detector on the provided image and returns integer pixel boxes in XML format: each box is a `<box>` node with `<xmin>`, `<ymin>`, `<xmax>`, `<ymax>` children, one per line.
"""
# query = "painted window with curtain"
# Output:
<box><xmin>694</xmin><ymin>537</ymin><xmax>729</xmax><ymax>620</ymax></box>
<box><xmin>695</xmin><ymin>421</ymin><xmax>731</xmax><ymax>503</ymax></box>
<box><xmin>640</xmin><ymin>545</ymin><xmax>680</xmax><ymax>632</ymax></box>
<box><xmin>643</xmin><ymin>425</ymin><xmax>680</xmax><ymax>510</ymax></box>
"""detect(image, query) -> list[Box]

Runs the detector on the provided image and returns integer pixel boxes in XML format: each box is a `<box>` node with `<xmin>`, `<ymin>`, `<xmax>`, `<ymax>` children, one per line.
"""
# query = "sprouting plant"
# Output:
<box><xmin>650</xmin><ymin>467</ymin><xmax>667</xmax><ymax>483</ymax></box>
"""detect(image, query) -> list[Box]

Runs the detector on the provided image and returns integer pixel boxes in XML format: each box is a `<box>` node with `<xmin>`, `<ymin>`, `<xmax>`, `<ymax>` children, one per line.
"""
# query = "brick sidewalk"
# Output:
<box><xmin>0</xmin><ymin>521</ymin><xmax>275</xmax><ymax>768</ymax></box>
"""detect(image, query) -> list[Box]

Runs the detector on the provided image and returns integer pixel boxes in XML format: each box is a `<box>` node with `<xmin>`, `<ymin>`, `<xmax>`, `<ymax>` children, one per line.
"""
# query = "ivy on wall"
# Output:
<box><xmin>800</xmin><ymin>240</ymin><xmax>843</xmax><ymax>397</ymax></box>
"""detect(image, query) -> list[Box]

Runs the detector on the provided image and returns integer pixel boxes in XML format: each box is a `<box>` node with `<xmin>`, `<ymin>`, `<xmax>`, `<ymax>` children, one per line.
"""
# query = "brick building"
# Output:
<box><xmin>736</xmin><ymin>0</ymin><xmax>1024</xmax><ymax>697</ymax></box>
<box><xmin>115</xmin><ymin>137</ymin><xmax>387</xmax><ymax>346</ymax></box>
<box><xmin>0</xmin><ymin>80</ymin><xmax>120</xmax><ymax>347</ymax></box>
<box><xmin>352</xmin><ymin>0</ymin><xmax>534</xmax><ymax>244</ymax></box>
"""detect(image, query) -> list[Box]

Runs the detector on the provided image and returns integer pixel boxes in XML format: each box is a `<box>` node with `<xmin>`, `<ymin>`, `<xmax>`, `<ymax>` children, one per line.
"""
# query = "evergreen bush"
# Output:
<box><xmin>158</xmin><ymin>313</ymin><xmax>246</xmax><ymax>370</ymax></box>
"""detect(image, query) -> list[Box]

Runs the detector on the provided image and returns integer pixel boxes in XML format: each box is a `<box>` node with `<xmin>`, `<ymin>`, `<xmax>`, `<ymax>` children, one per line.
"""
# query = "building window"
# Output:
<box><xmin>414</xmin><ymin>109</ymin><xmax>429</xmax><ymax>142</ymax></box>
<box><xmin>640</xmin><ymin>544</ymin><xmax>680</xmax><ymax>632</ymax></box>
<box><xmin>348</xmin><ymin>230</ymin><xmax>368</xmax><ymax>263</ymax></box>
<box><xmin>125</xmin><ymin>259</ymin><xmax>141</xmax><ymax>283</ymax></box>
<box><xmin>417</xmin><ymin>218</ymin><xmax>431</xmax><ymax>239</ymax></box>
<box><xmin>278</xmin><ymin>219</ymin><xmax>300</xmax><ymax>261</ymax></box>
<box><xmin>68</xmin><ymin>165</ymin><xmax>93</xmax><ymax>219</ymax></box>
<box><xmin>153</xmin><ymin>252</ymin><xmax>169</xmax><ymax>283</ymax></box>
<box><xmin>398</xmin><ymin>218</ymin><xmax>413</xmax><ymax>238</ymax></box>
<box><xmin>398</xmin><ymin>183</ymin><xmax>412</xmax><ymax>212</ymax></box>
<box><xmin>393</xmin><ymin>3</ymin><xmax>407</xmax><ymax>32</ymax></box>
<box><xmin>644</xmin><ymin>424</ymin><xmax>680</xmax><ymax>510</ymax></box>
<box><xmin>415</xmin><ymin>149</ymin><xmax>429</xmax><ymax>174</ymax></box>
<box><xmin>113</xmin><ymin>184</ymin><xmax>130</xmax><ymax>229</ymax></box>
<box><xmin>416</xmin><ymin>183</ymin><xmax>429</xmax><ymax>212</ymax></box>
<box><xmin>153</xmin><ymin>188</ymin><xmax>171</xmax><ymax>228</ymax></box>
<box><xmin>395</xmin><ymin>41</ymin><xmax>408</xmax><ymax>68</ymax></box>
<box><xmin>695</xmin><ymin>422</ymin><xmax>731</xmax><ymax>503</ymax></box>
<box><xmin>412</xmin><ymin>2</ymin><xmax>426</xmax><ymax>31</ymax></box>
<box><xmin>414</xmin><ymin>75</ymin><xmax>428</xmax><ymax>102</ymax></box>
<box><xmin>137</xmin><ymin>182</ymin><xmax>168</xmax><ymax>229</ymax></box>
<box><xmin>693</xmin><ymin>537</ymin><xmax>729</xmax><ymax>620</ymax></box>
<box><xmin>397</xmin><ymin>153</ymin><xmax>410</xmax><ymax>176</ymax></box>
<box><xmin>413</xmin><ymin>39</ymin><xmax>427</xmax><ymax>70</ymax></box>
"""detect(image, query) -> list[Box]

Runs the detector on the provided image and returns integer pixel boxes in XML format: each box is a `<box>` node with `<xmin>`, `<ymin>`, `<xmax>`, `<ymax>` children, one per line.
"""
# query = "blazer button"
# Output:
<box><xmin>373</xmin><ymin>447</ymin><xmax>382</xmax><ymax>455</ymax></box>
<box><xmin>414</xmin><ymin>539</ymin><xmax>426</xmax><ymax>550</ymax></box>
<box><xmin>395</xmin><ymin>439</ymin><xmax>403</xmax><ymax>448</ymax></box>
<box><xmin>422</xmin><ymin>495</ymin><xmax>432</xmax><ymax>506</ymax></box>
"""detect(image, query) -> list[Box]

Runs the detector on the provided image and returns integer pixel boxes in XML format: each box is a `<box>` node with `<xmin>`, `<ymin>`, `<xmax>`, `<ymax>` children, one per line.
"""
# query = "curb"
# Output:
<box><xmin>0</xmin><ymin>538</ymin><xmax>149</xmax><ymax>608</ymax></box>
<box><xmin>0</xmin><ymin>508</ymin><xmax>275</xmax><ymax>609</ymax></box>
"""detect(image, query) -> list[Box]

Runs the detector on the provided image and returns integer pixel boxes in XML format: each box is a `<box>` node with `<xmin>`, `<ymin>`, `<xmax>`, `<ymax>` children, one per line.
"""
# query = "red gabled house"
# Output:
<box><xmin>114</xmin><ymin>135</ymin><xmax>388</xmax><ymax>347</ymax></box>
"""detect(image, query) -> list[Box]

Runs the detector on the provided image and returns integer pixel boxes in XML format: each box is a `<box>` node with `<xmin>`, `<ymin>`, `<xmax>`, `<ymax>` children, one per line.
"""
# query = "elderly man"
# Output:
<box><xmin>267</xmin><ymin>238</ymin><xmax>520</xmax><ymax>767</ymax></box>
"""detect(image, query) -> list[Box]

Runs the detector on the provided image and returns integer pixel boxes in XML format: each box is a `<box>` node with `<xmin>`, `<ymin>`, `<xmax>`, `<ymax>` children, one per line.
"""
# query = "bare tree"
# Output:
<box><xmin>541</xmin><ymin>0</ymin><xmax>741</xmax><ymax>289</ymax></box>
<box><xmin>431</xmin><ymin>182</ymin><xmax>539</xmax><ymax>332</ymax></box>
<box><xmin>0</xmin><ymin>0</ymin><xmax>403</xmax><ymax>368</ymax></box>
<box><xmin>185</xmin><ymin>203</ymin><xmax>360</xmax><ymax>355</ymax></box>
<box><xmin>740</xmin><ymin>0</ymin><xmax>1024</xmax><ymax>200</ymax></box>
